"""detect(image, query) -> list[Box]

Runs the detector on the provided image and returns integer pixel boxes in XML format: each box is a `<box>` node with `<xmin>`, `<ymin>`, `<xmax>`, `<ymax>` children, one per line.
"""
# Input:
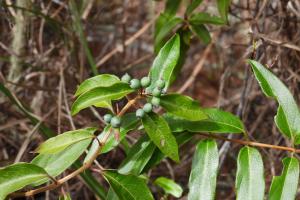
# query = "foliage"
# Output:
<box><xmin>1</xmin><ymin>1</ymin><xmax>300</xmax><ymax>200</ymax></box>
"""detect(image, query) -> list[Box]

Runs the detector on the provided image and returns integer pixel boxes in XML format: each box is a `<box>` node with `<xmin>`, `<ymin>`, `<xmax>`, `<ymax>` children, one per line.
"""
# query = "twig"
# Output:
<box><xmin>199</xmin><ymin>133</ymin><xmax>300</xmax><ymax>153</ymax></box>
<box><xmin>11</xmin><ymin>96</ymin><xmax>140</xmax><ymax>198</ymax></box>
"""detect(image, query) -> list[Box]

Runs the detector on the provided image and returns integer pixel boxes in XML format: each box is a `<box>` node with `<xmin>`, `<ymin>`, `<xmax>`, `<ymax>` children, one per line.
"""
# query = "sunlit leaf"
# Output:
<box><xmin>0</xmin><ymin>163</ymin><xmax>48</xmax><ymax>199</ymax></box>
<box><xmin>160</xmin><ymin>94</ymin><xmax>207</xmax><ymax>121</ymax></box>
<box><xmin>189</xmin><ymin>12</ymin><xmax>225</xmax><ymax>25</ymax></box>
<box><xmin>154</xmin><ymin>177</ymin><xmax>183</xmax><ymax>198</ymax></box>
<box><xmin>269</xmin><ymin>157</ymin><xmax>299</xmax><ymax>200</ymax></box>
<box><xmin>235</xmin><ymin>146</ymin><xmax>265</xmax><ymax>200</ymax></box>
<box><xmin>188</xmin><ymin>139</ymin><xmax>218</xmax><ymax>200</ymax></box>
<box><xmin>35</xmin><ymin>128</ymin><xmax>96</xmax><ymax>154</ymax></box>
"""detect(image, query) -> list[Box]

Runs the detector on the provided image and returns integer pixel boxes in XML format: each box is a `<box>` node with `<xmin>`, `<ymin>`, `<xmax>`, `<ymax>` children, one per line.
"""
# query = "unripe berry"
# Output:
<box><xmin>156</xmin><ymin>79</ymin><xmax>165</xmax><ymax>89</ymax></box>
<box><xmin>140</xmin><ymin>77</ymin><xmax>151</xmax><ymax>87</ymax></box>
<box><xmin>151</xmin><ymin>97</ymin><xmax>160</xmax><ymax>106</ymax></box>
<box><xmin>152</xmin><ymin>87</ymin><xmax>162</xmax><ymax>97</ymax></box>
<box><xmin>111</xmin><ymin>116</ymin><xmax>121</xmax><ymax>128</ymax></box>
<box><xmin>121</xmin><ymin>73</ymin><xmax>131</xmax><ymax>83</ymax></box>
<box><xmin>130</xmin><ymin>79</ymin><xmax>141</xmax><ymax>89</ymax></box>
<box><xmin>145</xmin><ymin>87</ymin><xmax>152</xmax><ymax>94</ymax></box>
<box><xmin>143</xmin><ymin>103</ymin><xmax>153</xmax><ymax>113</ymax></box>
<box><xmin>103</xmin><ymin>114</ymin><xmax>113</xmax><ymax>123</ymax></box>
<box><xmin>136</xmin><ymin>108</ymin><xmax>145</xmax><ymax>118</ymax></box>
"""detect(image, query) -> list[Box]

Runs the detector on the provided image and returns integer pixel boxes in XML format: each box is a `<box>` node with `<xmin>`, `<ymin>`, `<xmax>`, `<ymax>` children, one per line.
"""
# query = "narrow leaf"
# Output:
<box><xmin>160</xmin><ymin>94</ymin><xmax>207</xmax><ymax>121</ymax></box>
<box><xmin>217</xmin><ymin>0</ymin><xmax>231</xmax><ymax>22</ymax></box>
<box><xmin>186</xmin><ymin>0</ymin><xmax>203</xmax><ymax>16</ymax></box>
<box><xmin>74</xmin><ymin>74</ymin><xmax>120</xmax><ymax>96</ymax></box>
<box><xmin>248</xmin><ymin>60</ymin><xmax>300</xmax><ymax>144</ymax></box>
<box><xmin>165</xmin><ymin>108</ymin><xmax>245</xmax><ymax>133</ymax></box>
<box><xmin>269</xmin><ymin>157</ymin><xmax>299</xmax><ymax>200</ymax></box>
<box><xmin>103</xmin><ymin>170</ymin><xmax>154</xmax><ymax>200</ymax></box>
<box><xmin>235</xmin><ymin>146</ymin><xmax>265</xmax><ymax>200</ymax></box>
<box><xmin>165</xmin><ymin>0</ymin><xmax>182</xmax><ymax>17</ymax></box>
<box><xmin>35</xmin><ymin>128</ymin><xmax>96</xmax><ymax>154</ymax></box>
<box><xmin>118</xmin><ymin>135</ymin><xmax>156</xmax><ymax>175</ymax></box>
<box><xmin>188</xmin><ymin>139</ymin><xmax>218</xmax><ymax>200</ymax></box>
<box><xmin>71</xmin><ymin>83</ymin><xmax>134</xmax><ymax>115</ymax></box>
<box><xmin>0</xmin><ymin>163</ymin><xmax>48</xmax><ymax>199</ymax></box>
<box><xmin>154</xmin><ymin>14</ymin><xmax>183</xmax><ymax>53</ymax></box>
<box><xmin>189</xmin><ymin>12</ymin><xmax>225</xmax><ymax>25</ymax></box>
<box><xmin>59</xmin><ymin>193</ymin><xmax>72</xmax><ymax>200</ymax></box>
<box><xmin>154</xmin><ymin>177</ymin><xmax>183</xmax><ymax>198</ymax></box>
<box><xmin>31</xmin><ymin>139</ymin><xmax>92</xmax><ymax>186</ymax></box>
<box><xmin>190</xmin><ymin>24</ymin><xmax>211</xmax><ymax>44</ymax></box>
<box><xmin>142</xmin><ymin>112</ymin><xmax>179</xmax><ymax>162</ymax></box>
<box><xmin>149</xmin><ymin>34</ymin><xmax>180</xmax><ymax>91</ymax></box>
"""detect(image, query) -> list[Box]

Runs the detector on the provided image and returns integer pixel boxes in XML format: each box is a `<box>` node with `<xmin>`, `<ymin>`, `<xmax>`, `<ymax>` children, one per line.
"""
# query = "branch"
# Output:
<box><xmin>11</xmin><ymin>96</ymin><xmax>140</xmax><ymax>198</ymax></box>
<box><xmin>199</xmin><ymin>133</ymin><xmax>300</xmax><ymax>153</ymax></box>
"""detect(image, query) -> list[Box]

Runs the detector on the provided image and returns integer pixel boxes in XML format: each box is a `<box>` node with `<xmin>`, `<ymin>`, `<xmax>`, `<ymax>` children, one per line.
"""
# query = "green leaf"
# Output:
<box><xmin>0</xmin><ymin>163</ymin><xmax>48</xmax><ymax>199</ymax></box>
<box><xmin>188</xmin><ymin>139</ymin><xmax>218</xmax><ymax>200</ymax></box>
<box><xmin>84</xmin><ymin>114</ymin><xmax>139</xmax><ymax>163</ymax></box>
<box><xmin>217</xmin><ymin>0</ymin><xmax>231</xmax><ymax>22</ymax></box>
<box><xmin>165</xmin><ymin>108</ymin><xmax>245</xmax><ymax>133</ymax></box>
<box><xmin>149</xmin><ymin>34</ymin><xmax>180</xmax><ymax>91</ymax></box>
<box><xmin>235</xmin><ymin>146</ymin><xmax>265</xmax><ymax>200</ymax></box>
<box><xmin>248</xmin><ymin>60</ymin><xmax>300</xmax><ymax>144</ymax></box>
<box><xmin>165</xmin><ymin>0</ymin><xmax>182</xmax><ymax>17</ymax></box>
<box><xmin>35</xmin><ymin>128</ymin><xmax>96</xmax><ymax>154</ymax></box>
<box><xmin>269</xmin><ymin>157</ymin><xmax>299</xmax><ymax>200</ymax></box>
<box><xmin>31</xmin><ymin>139</ymin><xmax>92</xmax><ymax>186</ymax></box>
<box><xmin>189</xmin><ymin>12</ymin><xmax>225</xmax><ymax>25</ymax></box>
<box><xmin>190</xmin><ymin>24</ymin><xmax>211</xmax><ymax>44</ymax></box>
<box><xmin>142</xmin><ymin>112</ymin><xmax>179</xmax><ymax>162</ymax></box>
<box><xmin>154</xmin><ymin>14</ymin><xmax>183</xmax><ymax>53</ymax></box>
<box><xmin>160</xmin><ymin>94</ymin><xmax>207</xmax><ymax>121</ymax></box>
<box><xmin>103</xmin><ymin>170</ymin><xmax>154</xmax><ymax>200</ymax></box>
<box><xmin>71</xmin><ymin>83</ymin><xmax>134</xmax><ymax>115</ymax></box>
<box><xmin>0</xmin><ymin>83</ymin><xmax>106</xmax><ymax>199</ymax></box>
<box><xmin>154</xmin><ymin>177</ymin><xmax>183</xmax><ymax>198</ymax></box>
<box><xmin>143</xmin><ymin>132</ymin><xmax>193</xmax><ymax>173</ymax></box>
<box><xmin>74</xmin><ymin>74</ymin><xmax>120</xmax><ymax>96</ymax></box>
<box><xmin>186</xmin><ymin>0</ymin><xmax>203</xmax><ymax>16</ymax></box>
<box><xmin>118</xmin><ymin>135</ymin><xmax>156</xmax><ymax>175</ymax></box>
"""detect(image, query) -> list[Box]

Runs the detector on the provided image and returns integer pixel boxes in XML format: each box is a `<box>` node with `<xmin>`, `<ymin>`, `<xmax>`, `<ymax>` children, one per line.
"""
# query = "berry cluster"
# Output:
<box><xmin>103</xmin><ymin>74</ymin><xmax>167</xmax><ymax>129</ymax></box>
<box><xmin>103</xmin><ymin>114</ymin><xmax>121</xmax><ymax>128</ymax></box>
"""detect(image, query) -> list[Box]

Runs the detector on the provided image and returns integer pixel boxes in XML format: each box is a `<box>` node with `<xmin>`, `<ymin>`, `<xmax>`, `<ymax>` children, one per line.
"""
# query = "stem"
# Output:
<box><xmin>11</xmin><ymin>96</ymin><xmax>140</xmax><ymax>198</ymax></box>
<box><xmin>199</xmin><ymin>133</ymin><xmax>299</xmax><ymax>153</ymax></box>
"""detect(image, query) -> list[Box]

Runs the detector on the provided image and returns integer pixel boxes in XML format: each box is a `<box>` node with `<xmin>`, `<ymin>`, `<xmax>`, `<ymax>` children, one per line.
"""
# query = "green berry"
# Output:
<box><xmin>145</xmin><ymin>87</ymin><xmax>152</xmax><ymax>94</ymax></box>
<box><xmin>111</xmin><ymin>116</ymin><xmax>121</xmax><ymax>128</ymax></box>
<box><xmin>152</xmin><ymin>87</ymin><xmax>162</xmax><ymax>97</ymax></box>
<box><xmin>143</xmin><ymin>103</ymin><xmax>153</xmax><ymax>113</ymax></box>
<box><xmin>151</xmin><ymin>97</ymin><xmax>160</xmax><ymax>106</ymax></box>
<box><xmin>140</xmin><ymin>77</ymin><xmax>151</xmax><ymax>87</ymax></box>
<box><xmin>156</xmin><ymin>79</ymin><xmax>165</xmax><ymax>89</ymax></box>
<box><xmin>103</xmin><ymin>114</ymin><xmax>113</xmax><ymax>123</ymax></box>
<box><xmin>130</xmin><ymin>79</ymin><xmax>141</xmax><ymax>89</ymax></box>
<box><xmin>121</xmin><ymin>73</ymin><xmax>131</xmax><ymax>83</ymax></box>
<box><xmin>136</xmin><ymin>109</ymin><xmax>145</xmax><ymax>118</ymax></box>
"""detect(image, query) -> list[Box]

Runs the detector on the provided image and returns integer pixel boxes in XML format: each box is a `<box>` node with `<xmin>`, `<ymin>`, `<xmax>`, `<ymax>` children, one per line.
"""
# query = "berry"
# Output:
<box><xmin>141</xmin><ymin>77</ymin><xmax>151</xmax><ymax>87</ymax></box>
<box><xmin>145</xmin><ymin>87</ymin><xmax>152</xmax><ymax>94</ymax></box>
<box><xmin>156</xmin><ymin>79</ymin><xmax>165</xmax><ymax>89</ymax></box>
<box><xmin>152</xmin><ymin>87</ymin><xmax>162</xmax><ymax>97</ymax></box>
<box><xmin>121</xmin><ymin>73</ymin><xmax>131</xmax><ymax>83</ymax></box>
<box><xmin>143</xmin><ymin>103</ymin><xmax>153</xmax><ymax>113</ymax></box>
<box><xmin>111</xmin><ymin>116</ymin><xmax>121</xmax><ymax>128</ymax></box>
<box><xmin>130</xmin><ymin>79</ymin><xmax>141</xmax><ymax>89</ymax></box>
<box><xmin>151</xmin><ymin>97</ymin><xmax>160</xmax><ymax>106</ymax></box>
<box><xmin>103</xmin><ymin>114</ymin><xmax>113</xmax><ymax>123</ymax></box>
<box><xmin>136</xmin><ymin>108</ymin><xmax>145</xmax><ymax>118</ymax></box>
